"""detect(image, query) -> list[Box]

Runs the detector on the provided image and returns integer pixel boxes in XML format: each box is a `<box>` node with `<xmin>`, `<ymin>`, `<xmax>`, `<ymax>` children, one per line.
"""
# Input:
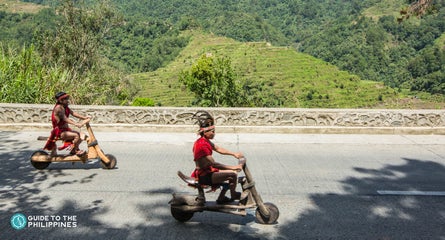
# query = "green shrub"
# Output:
<box><xmin>132</xmin><ymin>97</ymin><xmax>155</xmax><ymax>106</ymax></box>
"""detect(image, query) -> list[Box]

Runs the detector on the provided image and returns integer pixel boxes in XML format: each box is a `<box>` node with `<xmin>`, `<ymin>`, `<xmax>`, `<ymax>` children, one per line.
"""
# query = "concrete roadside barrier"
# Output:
<box><xmin>1</xmin><ymin>103</ymin><xmax>444</xmax><ymax>134</ymax></box>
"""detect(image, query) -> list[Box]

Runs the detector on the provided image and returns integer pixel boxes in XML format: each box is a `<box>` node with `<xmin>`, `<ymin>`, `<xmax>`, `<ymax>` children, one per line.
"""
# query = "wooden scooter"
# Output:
<box><xmin>30</xmin><ymin>119</ymin><xmax>117</xmax><ymax>170</ymax></box>
<box><xmin>169</xmin><ymin>158</ymin><xmax>279</xmax><ymax>224</ymax></box>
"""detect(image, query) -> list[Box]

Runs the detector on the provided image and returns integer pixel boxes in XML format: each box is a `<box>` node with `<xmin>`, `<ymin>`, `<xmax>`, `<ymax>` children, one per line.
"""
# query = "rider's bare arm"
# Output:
<box><xmin>72</xmin><ymin>111</ymin><xmax>90</xmax><ymax>120</ymax></box>
<box><xmin>66</xmin><ymin>117</ymin><xmax>83</xmax><ymax>128</ymax></box>
<box><xmin>202</xmin><ymin>155</ymin><xmax>243</xmax><ymax>172</ymax></box>
<box><xmin>214</xmin><ymin>145</ymin><xmax>244</xmax><ymax>159</ymax></box>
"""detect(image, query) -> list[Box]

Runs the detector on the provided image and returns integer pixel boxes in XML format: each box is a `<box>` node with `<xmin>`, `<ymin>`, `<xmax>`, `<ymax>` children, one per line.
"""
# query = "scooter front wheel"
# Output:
<box><xmin>30</xmin><ymin>150</ymin><xmax>50</xmax><ymax>170</ymax></box>
<box><xmin>255</xmin><ymin>202</ymin><xmax>279</xmax><ymax>224</ymax></box>
<box><xmin>100</xmin><ymin>154</ymin><xmax>117</xmax><ymax>169</ymax></box>
<box><xmin>171</xmin><ymin>207</ymin><xmax>194</xmax><ymax>222</ymax></box>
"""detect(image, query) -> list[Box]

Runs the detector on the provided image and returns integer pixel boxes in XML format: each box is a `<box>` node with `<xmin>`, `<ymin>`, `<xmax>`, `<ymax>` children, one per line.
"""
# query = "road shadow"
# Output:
<box><xmin>135</xmin><ymin>188</ymin><xmax>261</xmax><ymax>239</ymax></box>
<box><xmin>2</xmin><ymin>129</ymin><xmax>445</xmax><ymax>239</ymax></box>
<box><xmin>0</xmin><ymin>131</ymin><xmax>106</xmax><ymax>239</ymax></box>
<box><xmin>278</xmin><ymin>157</ymin><xmax>445</xmax><ymax>240</ymax></box>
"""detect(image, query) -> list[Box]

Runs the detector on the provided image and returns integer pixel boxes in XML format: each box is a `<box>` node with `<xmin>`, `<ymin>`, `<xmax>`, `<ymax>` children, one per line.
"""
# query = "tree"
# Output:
<box><xmin>35</xmin><ymin>0</ymin><xmax>122</xmax><ymax>75</ymax></box>
<box><xmin>179</xmin><ymin>54</ymin><xmax>242</xmax><ymax>107</ymax></box>
<box><xmin>33</xmin><ymin>0</ymin><xmax>134</xmax><ymax>105</ymax></box>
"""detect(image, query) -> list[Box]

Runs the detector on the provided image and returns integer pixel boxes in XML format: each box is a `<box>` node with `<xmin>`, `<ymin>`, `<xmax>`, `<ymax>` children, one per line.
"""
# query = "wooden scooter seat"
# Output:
<box><xmin>177</xmin><ymin>171</ymin><xmax>230</xmax><ymax>191</ymax></box>
<box><xmin>177</xmin><ymin>171</ymin><xmax>200</xmax><ymax>188</ymax></box>
<box><xmin>173</xmin><ymin>171</ymin><xmax>253</xmax><ymax>211</ymax></box>
<box><xmin>38</xmin><ymin>135</ymin><xmax>91</xmax><ymax>150</ymax></box>
<box><xmin>37</xmin><ymin>136</ymin><xmax>73</xmax><ymax>151</ymax></box>
<box><xmin>172</xmin><ymin>171</ymin><xmax>206</xmax><ymax>206</ymax></box>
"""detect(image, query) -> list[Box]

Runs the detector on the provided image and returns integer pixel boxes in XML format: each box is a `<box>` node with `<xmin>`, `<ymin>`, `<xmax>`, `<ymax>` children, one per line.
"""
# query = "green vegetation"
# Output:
<box><xmin>0</xmin><ymin>0</ymin><xmax>444</xmax><ymax>108</ymax></box>
<box><xmin>363</xmin><ymin>0</ymin><xmax>406</xmax><ymax>20</ymax></box>
<box><xmin>134</xmin><ymin>32</ymin><xmax>414</xmax><ymax>108</ymax></box>
<box><xmin>131</xmin><ymin>97</ymin><xmax>155</xmax><ymax>107</ymax></box>
<box><xmin>0</xmin><ymin>0</ymin><xmax>46</xmax><ymax>13</ymax></box>
<box><xmin>1</xmin><ymin>0</ymin><xmax>135</xmax><ymax>105</ymax></box>
<box><xmin>179</xmin><ymin>54</ymin><xmax>242</xmax><ymax>107</ymax></box>
<box><xmin>0</xmin><ymin>44</ymin><xmax>68</xmax><ymax>103</ymax></box>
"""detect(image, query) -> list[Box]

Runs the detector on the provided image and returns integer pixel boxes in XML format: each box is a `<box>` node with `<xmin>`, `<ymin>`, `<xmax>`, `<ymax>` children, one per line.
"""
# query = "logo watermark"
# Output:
<box><xmin>10</xmin><ymin>213</ymin><xmax>78</xmax><ymax>230</ymax></box>
<box><xmin>10</xmin><ymin>213</ymin><xmax>27</xmax><ymax>230</ymax></box>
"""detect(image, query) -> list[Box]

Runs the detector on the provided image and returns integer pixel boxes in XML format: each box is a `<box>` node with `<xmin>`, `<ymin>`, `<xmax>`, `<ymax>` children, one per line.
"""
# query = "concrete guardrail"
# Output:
<box><xmin>1</xmin><ymin>103</ymin><xmax>444</xmax><ymax>134</ymax></box>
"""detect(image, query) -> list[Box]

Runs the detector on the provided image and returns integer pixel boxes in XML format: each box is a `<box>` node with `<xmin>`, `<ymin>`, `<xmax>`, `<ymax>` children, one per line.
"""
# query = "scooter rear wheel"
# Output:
<box><xmin>100</xmin><ymin>154</ymin><xmax>117</xmax><ymax>169</ymax></box>
<box><xmin>30</xmin><ymin>150</ymin><xmax>50</xmax><ymax>170</ymax></box>
<box><xmin>171</xmin><ymin>207</ymin><xmax>194</xmax><ymax>222</ymax></box>
<box><xmin>255</xmin><ymin>202</ymin><xmax>279</xmax><ymax>224</ymax></box>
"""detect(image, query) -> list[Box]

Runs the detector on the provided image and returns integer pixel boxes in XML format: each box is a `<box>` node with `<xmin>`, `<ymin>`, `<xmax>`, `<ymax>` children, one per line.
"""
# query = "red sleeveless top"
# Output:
<box><xmin>43</xmin><ymin>104</ymin><xmax>72</xmax><ymax>150</ymax></box>
<box><xmin>51</xmin><ymin>104</ymin><xmax>71</xmax><ymax>129</ymax></box>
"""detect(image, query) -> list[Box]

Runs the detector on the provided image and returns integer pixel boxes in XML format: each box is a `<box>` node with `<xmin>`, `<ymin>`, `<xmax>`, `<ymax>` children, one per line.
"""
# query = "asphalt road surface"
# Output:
<box><xmin>1</xmin><ymin>131</ymin><xmax>445</xmax><ymax>240</ymax></box>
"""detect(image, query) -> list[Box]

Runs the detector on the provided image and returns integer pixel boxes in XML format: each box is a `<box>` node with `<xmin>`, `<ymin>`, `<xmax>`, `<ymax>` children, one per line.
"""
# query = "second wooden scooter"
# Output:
<box><xmin>30</xmin><ymin>119</ymin><xmax>117</xmax><ymax>170</ymax></box>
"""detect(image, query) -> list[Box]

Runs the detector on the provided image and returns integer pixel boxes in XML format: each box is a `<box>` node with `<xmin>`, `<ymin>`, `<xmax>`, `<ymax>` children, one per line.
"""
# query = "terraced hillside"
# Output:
<box><xmin>132</xmin><ymin>31</ymin><xmax>401</xmax><ymax>108</ymax></box>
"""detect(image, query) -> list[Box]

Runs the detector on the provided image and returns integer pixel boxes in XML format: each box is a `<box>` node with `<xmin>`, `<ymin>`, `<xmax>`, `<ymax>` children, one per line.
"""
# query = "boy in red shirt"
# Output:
<box><xmin>44</xmin><ymin>92</ymin><xmax>90</xmax><ymax>155</ymax></box>
<box><xmin>192</xmin><ymin>111</ymin><xmax>244</xmax><ymax>204</ymax></box>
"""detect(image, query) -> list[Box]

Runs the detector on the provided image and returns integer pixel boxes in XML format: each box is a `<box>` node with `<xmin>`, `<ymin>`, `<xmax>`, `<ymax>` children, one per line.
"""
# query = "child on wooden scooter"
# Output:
<box><xmin>44</xmin><ymin>92</ymin><xmax>90</xmax><ymax>156</ymax></box>
<box><xmin>191</xmin><ymin>111</ymin><xmax>245</xmax><ymax>204</ymax></box>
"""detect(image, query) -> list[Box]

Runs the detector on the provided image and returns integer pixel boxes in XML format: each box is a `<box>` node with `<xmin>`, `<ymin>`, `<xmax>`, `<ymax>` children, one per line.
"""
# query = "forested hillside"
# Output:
<box><xmin>132</xmin><ymin>31</ymin><xmax>407</xmax><ymax>108</ymax></box>
<box><xmin>123</xmin><ymin>0</ymin><xmax>445</xmax><ymax>96</ymax></box>
<box><xmin>1</xmin><ymin>0</ymin><xmax>444</xmax><ymax>108</ymax></box>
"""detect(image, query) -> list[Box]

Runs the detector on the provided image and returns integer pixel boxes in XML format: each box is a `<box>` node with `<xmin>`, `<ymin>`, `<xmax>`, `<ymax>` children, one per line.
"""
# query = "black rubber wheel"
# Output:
<box><xmin>171</xmin><ymin>207</ymin><xmax>194</xmax><ymax>222</ymax></box>
<box><xmin>100</xmin><ymin>154</ymin><xmax>117</xmax><ymax>169</ymax></box>
<box><xmin>30</xmin><ymin>151</ymin><xmax>50</xmax><ymax>170</ymax></box>
<box><xmin>255</xmin><ymin>202</ymin><xmax>279</xmax><ymax>224</ymax></box>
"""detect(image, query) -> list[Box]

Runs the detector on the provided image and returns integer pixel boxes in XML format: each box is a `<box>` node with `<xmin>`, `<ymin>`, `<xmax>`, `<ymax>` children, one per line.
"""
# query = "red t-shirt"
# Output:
<box><xmin>192</xmin><ymin>137</ymin><xmax>218</xmax><ymax>179</ymax></box>
<box><xmin>193</xmin><ymin>137</ymin><xmax>214</xmax><ymax>160</ymax></box>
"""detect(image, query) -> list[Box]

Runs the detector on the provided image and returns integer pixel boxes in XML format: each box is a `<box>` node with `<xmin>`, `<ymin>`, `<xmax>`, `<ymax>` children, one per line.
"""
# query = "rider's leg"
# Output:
<box><xmin>212</xmin><ymin>170</ymin><xmax>239</xmax><ymax>200</ymax></box>
<box><xmin>60</xmin><ymin>131</ymin><xmax>82</xmax><ymax>153</ymax></box>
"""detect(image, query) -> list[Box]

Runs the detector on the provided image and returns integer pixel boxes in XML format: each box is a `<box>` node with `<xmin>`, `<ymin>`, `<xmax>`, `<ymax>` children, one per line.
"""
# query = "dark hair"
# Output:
<box><xmin>193</xmin><ymin>110</ymin><xmax>214</xmax><ymax>135</ymax></box>
<box><xmin>55</xmin><ymin>91</ymin><xmax>67</xmax><ymax>99</ymax></box>
<box><xmin>55</xmin><ymin>91</ymin><xmax>69</xmax><ymax>102</ymax></box>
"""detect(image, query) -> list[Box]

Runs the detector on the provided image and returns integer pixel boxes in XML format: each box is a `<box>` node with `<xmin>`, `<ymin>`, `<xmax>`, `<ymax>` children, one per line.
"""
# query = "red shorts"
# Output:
<box><xmin>191</xmin><ymin>166</ymin><xmax>219</xmax><ymax>185</ymax></box>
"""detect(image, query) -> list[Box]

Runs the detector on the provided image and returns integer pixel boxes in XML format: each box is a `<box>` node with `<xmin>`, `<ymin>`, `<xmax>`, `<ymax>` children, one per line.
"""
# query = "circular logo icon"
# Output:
<box><xmin>10</xmin><ymin>213</ymin><xmax>27</xmax><ymax>230</ymax></box>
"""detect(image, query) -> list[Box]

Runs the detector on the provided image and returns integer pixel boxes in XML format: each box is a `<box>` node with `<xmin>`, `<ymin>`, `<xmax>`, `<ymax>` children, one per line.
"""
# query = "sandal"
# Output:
<box><xmin>216</xmin><ymin>196</ymin><xmax>234</xmax><ymax>205</ymax></box>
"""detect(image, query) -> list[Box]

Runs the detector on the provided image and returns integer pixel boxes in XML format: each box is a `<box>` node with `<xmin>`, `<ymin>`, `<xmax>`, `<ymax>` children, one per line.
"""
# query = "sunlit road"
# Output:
<box><xmin>1</xmin><ymin>131</ymin><xmax>445</xmax><ymax>239</ymax></box>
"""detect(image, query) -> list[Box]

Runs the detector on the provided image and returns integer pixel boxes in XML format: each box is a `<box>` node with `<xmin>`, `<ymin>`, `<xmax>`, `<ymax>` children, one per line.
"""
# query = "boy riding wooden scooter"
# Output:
<box><xmin>30</xmin><ymin>92</ymin><xmax>116</xmax><ymax>170</ymax></box>
<box><xmin>169</xmin><ymin>111</ymin><xmax>279</xmax><ymax>224</ymax></box>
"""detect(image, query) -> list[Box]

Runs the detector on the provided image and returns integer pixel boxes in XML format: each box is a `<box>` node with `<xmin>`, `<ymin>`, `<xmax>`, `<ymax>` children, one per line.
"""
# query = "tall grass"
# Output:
<box><xmin>0</xmin><ymin>44</ymin><xmax>71</xmax><ymax>103</ymax></box>
<box><xmin>0</xmin><ymin>44</ymin><xmax>135</xmax><ymax>105</ymax></box>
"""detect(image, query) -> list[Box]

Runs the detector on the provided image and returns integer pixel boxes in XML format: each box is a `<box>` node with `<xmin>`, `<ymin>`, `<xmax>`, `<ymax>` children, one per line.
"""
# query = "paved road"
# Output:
<box><xmin>1</xmin><ymin>131</ymin><xmax>445</xmax><ymax>240</ymax></box>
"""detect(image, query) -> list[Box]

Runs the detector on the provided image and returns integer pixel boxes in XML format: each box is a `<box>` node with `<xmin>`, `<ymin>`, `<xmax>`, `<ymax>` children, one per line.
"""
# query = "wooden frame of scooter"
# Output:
<box><xmin>169</xmin><ymin>158</ymin><xmax>279</xmax><ymax>224</ymax></box>
<box><xmin>31</xmin><ymin>119</ymin><xmax>116</xmax><ymax>169</ymax></box>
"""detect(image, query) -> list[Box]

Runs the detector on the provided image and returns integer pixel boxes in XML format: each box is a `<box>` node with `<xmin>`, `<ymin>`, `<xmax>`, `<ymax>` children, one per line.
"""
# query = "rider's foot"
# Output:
<box><xmin>70</xmin><ymin>149</ymin><xmax>86</xmax><ymax>156</ymax></box>
<box><xmin>230</xmin><ymin>191</ymin><xmax>241</xmax><ymax>201</ymax></box>
<box><xmin>76</xmin><ymin>150</ymin><xmax>86</xmax><ymax>156</ymax></box>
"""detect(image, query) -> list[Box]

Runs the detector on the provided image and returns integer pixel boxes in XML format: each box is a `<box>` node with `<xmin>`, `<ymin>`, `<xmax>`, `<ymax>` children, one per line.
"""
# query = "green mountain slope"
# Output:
<box><xmin>132</xmin><ymin>31</ymin><xmax>410</xmax><ymax>108</ymax></box>
<box><xmin>0</xmin><ymin>0</ymin><xmax>46</xmax><ymax>13</ymax></box>
<box><xmin>2</xmin><ymin>1</ymin><xmax>443</xmax><ymax>108</ymax></box>
<box><xmin>362</xmin><ymin>0</ymin><xmax>405</xmax><ymax>20</ymax></box>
